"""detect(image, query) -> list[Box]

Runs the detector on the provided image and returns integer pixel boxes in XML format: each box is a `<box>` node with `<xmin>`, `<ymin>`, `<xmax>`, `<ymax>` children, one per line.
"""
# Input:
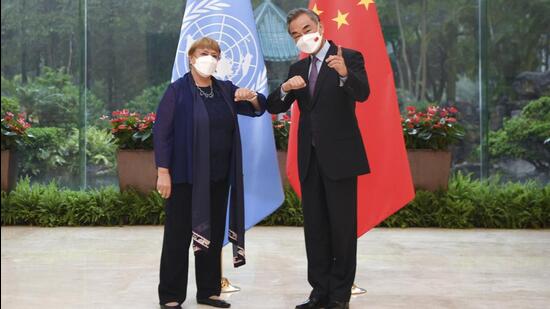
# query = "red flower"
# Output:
<box><xmin>447</xmin><ymin>117</ymin><xmax>457</xmax><ymax>123</ymax></box>
<box><xmin>427</xmin><ymin>106</ymin><xmax>438</xmax><ymax>116</ymax></box>
<box><xmin>138</xmin><ymin>123</ymin><xmax>150</xmax><ymax>131</ymax></box>
<box><xmin>143</xmin><ymin>113</ymin><xmax>156</xmax><ymax>123</ymax></box>
<box><xmin>448</xmin><ymin>106</ymin><xmax>458</xmax><ymax>114</ymax></box>
<box><xmin>118</xmin><ymin>124</ymin><xmax>128</xmax><ymax>130</ymax></box>
<box><xmin>440</xmin><ymin>110</ymin><xmax>448</xmax><ymax>117</ymax></box>
<box><xmin>406</xmin><ymin>106</ymin><xmax>416</xmax><ymax>114</ymax></box>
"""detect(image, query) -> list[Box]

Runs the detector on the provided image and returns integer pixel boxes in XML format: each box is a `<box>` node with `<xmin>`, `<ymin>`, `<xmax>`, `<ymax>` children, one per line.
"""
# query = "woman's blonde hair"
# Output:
<box><xmin>187</xmin><ymin>37</ymin><xmax>221</xmax><ymax>59</ymax></box>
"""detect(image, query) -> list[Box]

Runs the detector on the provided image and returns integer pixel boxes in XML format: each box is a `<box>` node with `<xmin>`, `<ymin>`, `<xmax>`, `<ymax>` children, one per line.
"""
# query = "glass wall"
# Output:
<box><xmin>485</xmin><ymin>0</ymin><xmax>549</xmax><ymax>182</ymax></box>
<box><xmin>1</xmin><ymin>0</ymin><xmax>548</xmax><ymax>189</ymax></box>
<box><xmin>1</xmin><ymin>0</ymin><xmax>84</xmax><ymax>188</ymax></box>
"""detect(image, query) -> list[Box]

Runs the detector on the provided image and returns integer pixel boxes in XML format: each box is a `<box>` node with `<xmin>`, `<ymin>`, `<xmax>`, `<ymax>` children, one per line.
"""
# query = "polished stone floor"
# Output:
<box><xmin>1</xmin><ymin>226</ymin><xmax>549</xmax><ymax>309</ymax></box>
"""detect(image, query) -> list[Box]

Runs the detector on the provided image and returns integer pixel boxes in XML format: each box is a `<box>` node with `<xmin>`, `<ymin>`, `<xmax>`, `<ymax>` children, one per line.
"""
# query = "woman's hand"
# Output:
<box><xmin>235</xmin><ymin>88</ymin><xmax>261</xmax><ymax>112</ymax></box>
<box><xmin>234</xmin><ymin>88</ymin><xmax>257</xmax><ymax>102</ymax></box>
<box><xmin>157</xmin><ymin>168</ymin><xmax>172</xmax><ymax>199</ymax></box>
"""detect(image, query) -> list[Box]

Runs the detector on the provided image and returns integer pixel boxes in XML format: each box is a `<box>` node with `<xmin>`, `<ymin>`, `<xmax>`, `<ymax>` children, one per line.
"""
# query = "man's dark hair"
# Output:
<box><xmin>286</xmin><ymin>8</ymin><xmax>320</xmax><ymax>33</ymax></box>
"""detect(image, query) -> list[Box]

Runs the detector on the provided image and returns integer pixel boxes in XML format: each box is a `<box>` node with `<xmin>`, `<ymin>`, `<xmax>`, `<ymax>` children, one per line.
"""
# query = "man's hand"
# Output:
<box><xmin>235</xmin><ymin>88</ymin><xmax>257</xmax><ymax>102</ymax></box>
<box><xmin>326</xmin><ymin>46</ymin><xmax>347</xmax><ymax>77</ymax></box>
<box><xmin>281</xmin><ymin>76</ymin><xmax>307</xmax><ymax>92</ymax></box>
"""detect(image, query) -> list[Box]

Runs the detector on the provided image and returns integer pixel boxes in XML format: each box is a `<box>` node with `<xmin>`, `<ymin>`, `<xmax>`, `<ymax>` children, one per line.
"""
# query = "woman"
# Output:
<box><xmin>153</xmin><ymin>37</ymin><xmax>266</xmax><ymax>309</ymax></box>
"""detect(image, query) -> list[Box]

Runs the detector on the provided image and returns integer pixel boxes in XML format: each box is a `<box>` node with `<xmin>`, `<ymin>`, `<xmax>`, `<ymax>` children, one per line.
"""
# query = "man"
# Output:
<box><xmin>266</xmin><ymin>8</ymin><xmax>370</xmax><ymax>309</ymax></box>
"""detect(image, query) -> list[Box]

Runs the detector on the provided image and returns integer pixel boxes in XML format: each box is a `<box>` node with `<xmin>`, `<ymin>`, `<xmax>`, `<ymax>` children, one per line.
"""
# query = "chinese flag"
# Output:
<box><xmin>286</xmin><ymin>0</ymin><xmax>415</xmax><ymax>236</ymax></box>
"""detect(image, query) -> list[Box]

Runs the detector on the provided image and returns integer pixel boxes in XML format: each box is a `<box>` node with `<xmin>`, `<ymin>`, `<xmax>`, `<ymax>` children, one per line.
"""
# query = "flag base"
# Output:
<box><xmin>221</xmin><ymin>277</ymin><xmax>241</xmax><ymax>293</ymax></box>
<box><xmin>351</xmin><ymin>284</ymin><xmax>367</xmax><ymax>295</ymax></box>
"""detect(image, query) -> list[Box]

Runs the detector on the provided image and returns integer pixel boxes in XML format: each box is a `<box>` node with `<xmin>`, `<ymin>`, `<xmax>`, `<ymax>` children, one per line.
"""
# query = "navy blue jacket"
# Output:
<box><xmin>153</xmin><ymin>73</ymin><xmax>267</xmax><ymax>184</ymax></box>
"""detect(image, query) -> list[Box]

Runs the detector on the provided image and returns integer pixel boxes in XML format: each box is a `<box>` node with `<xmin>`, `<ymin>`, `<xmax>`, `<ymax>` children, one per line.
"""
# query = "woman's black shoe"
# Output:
<box><xmin>160</xmin><ymin>304</ymin><xmax>181</xmax><ymax>309</ymax></box>
<box><xmin>197</xmin><ymin>298</ymin><xmax>231</xmax><ymax>308</ymax></box>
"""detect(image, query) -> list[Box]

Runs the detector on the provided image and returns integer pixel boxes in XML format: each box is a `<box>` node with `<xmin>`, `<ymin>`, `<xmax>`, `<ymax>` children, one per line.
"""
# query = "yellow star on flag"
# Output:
<box><xmin>312</xmin><ymin>3</ymin><xmax>323</xmax><ymax>15</ymax></box>
<box><xmin>332</xmin><ymin>10</ymin><xmax>349</xmax><ymax>29</ymax></box>
<box><xmin>358</xmin><ymin>0</ymin><xmax>375</xmax><ymax>10</ymax></box>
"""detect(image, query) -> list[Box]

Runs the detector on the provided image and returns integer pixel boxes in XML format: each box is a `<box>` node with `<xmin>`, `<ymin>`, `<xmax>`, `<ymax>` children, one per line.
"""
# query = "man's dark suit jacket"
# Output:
<box><xmin>267</xmin><ymin>41</ymin><xmax>370</xmax><ymax>182</ymax></box>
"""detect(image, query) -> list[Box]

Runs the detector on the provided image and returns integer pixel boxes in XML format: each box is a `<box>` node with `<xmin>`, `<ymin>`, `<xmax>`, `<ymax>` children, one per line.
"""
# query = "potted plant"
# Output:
<box><xmin>273</xmin><ymin>114</ymin><xmax>291</xmax><ymax>185</ymax></box>
<box><xmin>102</xmin><ymin>109</ymin><xmax>157</xmax><ymax>193</ymax></box>
<box><xmin>402</xmin><ymin>105</ymin><xmax>464</xmax><ymax>191</ymax></box>
<box><xmin>1</xmin><ymin>112</ymin><xmax>33</xmax><ymax>191</ymax></box>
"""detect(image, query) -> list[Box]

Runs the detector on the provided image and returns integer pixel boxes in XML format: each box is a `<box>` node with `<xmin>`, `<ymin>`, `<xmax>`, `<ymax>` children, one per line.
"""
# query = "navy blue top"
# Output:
<box><xmin>200</xmin><ymin>85</ymin><xmax>235</xmax><ymax>181</ymax></box>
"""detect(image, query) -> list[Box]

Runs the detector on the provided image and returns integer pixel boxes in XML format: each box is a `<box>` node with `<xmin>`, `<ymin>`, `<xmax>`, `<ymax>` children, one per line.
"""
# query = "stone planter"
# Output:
<box><xmin>1</xmin><ymin>149</ymin><xmax>18</xmax><ymax>192</ymax></box>
<box><xmin>407</xmin><ymin>149</ymin><xmax>452</xmax><ymax>191</ymax></box>
<box><xmin>277</xmin><ymin>150</ymin><xmax>288</xmax><ymax>186</ymax></box>
<box><xmin>116</xmin><ymin>149</ymin><xmax>157</xmax><ymax>193</ymax></box>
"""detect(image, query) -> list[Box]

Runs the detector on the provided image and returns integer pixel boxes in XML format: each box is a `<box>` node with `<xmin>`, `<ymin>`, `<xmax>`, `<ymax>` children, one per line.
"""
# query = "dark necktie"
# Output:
<box><xmin>309</xmin><ymin>56</ymin><xmax>319</xmax><ymax>97</ymax></box>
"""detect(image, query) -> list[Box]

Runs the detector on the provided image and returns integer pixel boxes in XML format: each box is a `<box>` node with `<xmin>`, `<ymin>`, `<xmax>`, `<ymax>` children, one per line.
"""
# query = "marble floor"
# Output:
<box><xmin>1</xmin><ymin>226</ymin><xmax>549</xmax><ymax>309</ymax></box>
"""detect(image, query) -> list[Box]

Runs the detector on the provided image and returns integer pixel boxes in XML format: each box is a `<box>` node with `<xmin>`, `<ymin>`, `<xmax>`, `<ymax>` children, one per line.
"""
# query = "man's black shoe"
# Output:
<box><xmin>197</xmin><ymin>298</ymin><xmax>231</xmax><ymax>308</ymax></box>
<box><xmin>326</xmin><ymin>301</ymin><xmax>349</xmax><ymax>309</ymax></box>
<box><xmin>295</xmin><ymin>297</ymin><xmax>327</xmax><ymax>309</ymax></box>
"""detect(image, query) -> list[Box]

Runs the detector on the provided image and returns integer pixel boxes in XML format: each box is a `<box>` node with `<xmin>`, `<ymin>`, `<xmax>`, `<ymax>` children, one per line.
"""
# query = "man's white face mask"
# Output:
<box><xmin>296</xmin><ymin>26</ymin><xmax>323</xmax><ymax>54</ymax></box>
<box><xmin>192</xmin><ymin>55</ymin><xmax>218</xmax><ymax>77</ymax></box>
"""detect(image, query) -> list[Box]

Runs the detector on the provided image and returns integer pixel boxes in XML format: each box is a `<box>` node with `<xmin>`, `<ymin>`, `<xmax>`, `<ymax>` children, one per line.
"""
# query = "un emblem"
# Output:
<box><xmin>174</xmin><ymin>0</ymin><xmax>267</xmax><ymax>93</ymax></box>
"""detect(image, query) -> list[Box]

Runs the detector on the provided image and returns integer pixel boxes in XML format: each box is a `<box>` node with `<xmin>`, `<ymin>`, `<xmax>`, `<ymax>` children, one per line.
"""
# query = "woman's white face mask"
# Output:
<box><xmin>192</xmin><ymin>55</ymin><xmax>218</xmax><ymax>77</ymax></box>
<box><xmin>296</xmin><ymin>26</ymin><xmax>323</xmax><ymax>54</ymax></box>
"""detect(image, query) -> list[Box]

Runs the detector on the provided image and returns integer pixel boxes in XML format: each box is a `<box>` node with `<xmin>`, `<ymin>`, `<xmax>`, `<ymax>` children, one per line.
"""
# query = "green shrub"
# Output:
<box><xmin>260</xmin><ymin>185</ymin><xmax>302</xmax><ymax>226</ymax></box>
<box><xmin>489</xmin><ymin>96</ymin><xmax>550</xmax><ymax>171</ymax></box>
<box><xmin>1</xmin><ymin>173</ymin><xmax>549</xmax><ymax>228</ymax></box>
<box><xmin>17</xmin><ymin>127</ymin><xmax>70</xmax><ymax>178</ymax></box>
<box><xmin>1</xmin><ymin>96</ymin><xmax>20</xmax><ymax>115</ymax></box>
<box><xmin>6</xmin><ymin>67</ymin><xmax>106</xmax><ymax>128</ymax></box>
<box><xmin>66</xmin><ymin>126</ymin><xmax>117</xmax><ymax>175</ymax></box>
<box><xmin>1</xmin><ymin>76</ymin><xmax>17</xmax><ymax>97</ymax></box>
<box><xmin>16</xmin><ymin>126</ymin><xmax>117</xmax><ymax>183</ymax></box>
<box><xmin>124</xmin><ymin>82</ymin><xmax>169</xmax><ymax>114</ymax></box>
<box><xmin>1</xmin><ymin>178</ymin><xmax>164</xmax><ymax>226</ymax></box>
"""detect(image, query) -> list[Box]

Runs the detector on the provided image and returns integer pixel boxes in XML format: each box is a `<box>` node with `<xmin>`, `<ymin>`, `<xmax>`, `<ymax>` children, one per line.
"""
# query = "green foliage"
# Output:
<box><xmin>260</xmin><ymin>185</ymin><xmax>302</xmax><ymax>226</ymax></box>
<box><xmin>1</xmin><ymin>76</ymin><xmax>17</xmax><ymax>97</ymax></box>
<box><xmin>381</xmin><ymin>173</ymin><xmax>549</xmax><ymax>229</ymax></box>
<box><xmin>66</xmin><ymin>127</ymin><xmax>117</xmax><ymax>175</ymax></box>
<box><xmin>16</xmin><ymin>126</ymin><xmax>117</xmax><ymax>181</ymax></box>
<box><xmin>1</xmin><ymin>96</ymin><xmax>20</xmax><ymax>115</ymax></box>
<box><xmin>2</xmin><ymin>173</ymin><xmax>548</xmax><ymax>228</ymax></box>
<box><xmin>265</xmin><ymin>173</ymin><xmax>550</xmax><ymax>229</ymax></box>
<box><xmin>3</xmin><ymin>68</ymin><xmax>106</xmax><ymax>128</ymax></box>
<box><xmin>489</xmin><ymin>97</ymin><xmax>550</xmax><ymax>170</ymax></box>
<box><xmin>17</xmin><ymin>127</ymin><xmax>70</xmax><ymax>177</ymax></box>
<box><xmin>1</xmin><ymin>178</ymin><xmax>164</xmax><ymax>226</ymax></box>
<box><xmin>272</xmin><ymin>115</ymin><xmax>291</xmax><ymax>151</ymax></box>
<box><xmin>124</xmin><ymin>82</ymin><xmax>169</xmax><ymax>114</ymax></box>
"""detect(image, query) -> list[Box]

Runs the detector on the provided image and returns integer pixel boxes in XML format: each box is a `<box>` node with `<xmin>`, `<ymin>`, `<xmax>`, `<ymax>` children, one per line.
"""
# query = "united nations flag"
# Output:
<box><xmin>172</xmin><ymin>0</ymin><xmax>284</xmax><ymax>235</ymax></box>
